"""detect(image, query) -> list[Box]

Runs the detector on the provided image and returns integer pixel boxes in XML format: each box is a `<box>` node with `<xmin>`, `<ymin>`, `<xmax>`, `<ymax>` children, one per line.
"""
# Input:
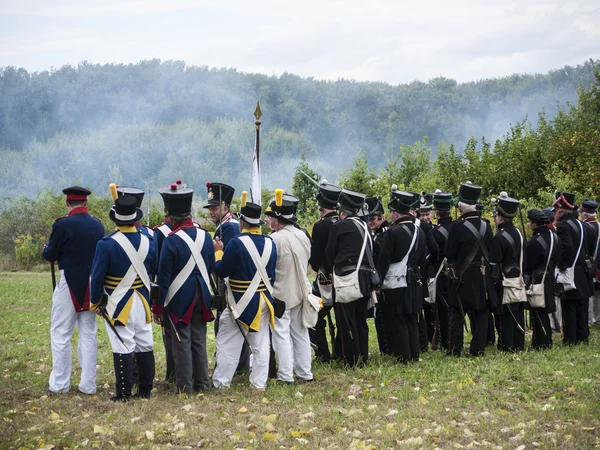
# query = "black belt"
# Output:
<box><xmin>336</xmin><ymin>264</ymin><xmax>370</xmax><ymax>274</ymax></box>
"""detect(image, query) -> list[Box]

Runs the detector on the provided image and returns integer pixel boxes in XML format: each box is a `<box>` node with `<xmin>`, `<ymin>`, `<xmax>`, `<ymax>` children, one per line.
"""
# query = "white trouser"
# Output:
<box><xmin>106</xmin><ymin>292</ymin><xmax>153</xmax><ymax>354</ymax></box>
<box><xmin>589</xmin><ymin>291</ymin><xmax>600</xmax><ymax>325</ymax></box>
<box><xmin>271</xmin><ymin>303</ymin><xmax>313</xmax><ymax>382</ymax></box>
<box><xmin>49</xmin><ymin>271</ymin><xmax>97</xmax><ymax>394</ymax></box>
<box><xmin>213</xmin><ymin>300</ymin><xmax>270</xmax><ymax>389</ymax></box>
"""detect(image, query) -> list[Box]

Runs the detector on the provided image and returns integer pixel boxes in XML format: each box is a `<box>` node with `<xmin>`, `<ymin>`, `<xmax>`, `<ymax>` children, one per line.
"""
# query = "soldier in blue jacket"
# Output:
<box><xmin>204</xmin><ymin>182</ymin><xmax>239</xmax><ymax>249</ymax></box>
<box><xmin>153</xmin><ymin>185</ymin><xmax>216</xmax><ymax>394</ymax></box>
<box><xmin>213</xmin><ymin>197</ymin><xmax>277</xmax><ymax>390</ymax></box>
<box><xmin>117</xmin><ymin>186</ymin><xmax>157</xmax><ymax>248</ymax></box>
<box><xmin>90</xmin><ymin>191</ymin><xmax>158</xmax><ymax>401</ymax></box>
<box><xmin>43</xmin><ymin>186</ymin><xmax>105</xmax><ymax>394</ymax></box>
<box><xmin>204</xmin><ymin>181</ymin><xmax>251</xmax><ymax>371</ymax></box>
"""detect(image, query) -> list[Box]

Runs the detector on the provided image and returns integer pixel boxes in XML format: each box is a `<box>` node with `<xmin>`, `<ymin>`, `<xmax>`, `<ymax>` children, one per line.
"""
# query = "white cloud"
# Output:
<box><xmin>0</xmin><ymin>0</ymin><xmax>598</xmax><ymax>83</ymax></box>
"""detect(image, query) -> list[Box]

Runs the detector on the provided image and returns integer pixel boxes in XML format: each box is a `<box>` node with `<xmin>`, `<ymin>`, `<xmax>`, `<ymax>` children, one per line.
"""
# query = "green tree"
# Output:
<box><xmin>291</xmin><ymin>155</ymin><xmax>321</xmax><ymax>226</ymax></box>
<box><xmin>337</xmin><ymin>153</ymin><xmax>378</xmax><ymax>196</ymax></box>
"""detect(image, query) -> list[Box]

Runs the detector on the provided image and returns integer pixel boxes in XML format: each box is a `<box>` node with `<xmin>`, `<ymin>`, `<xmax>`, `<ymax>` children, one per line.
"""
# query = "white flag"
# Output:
<box><xmin>251</xmin><ymin>132</ymin><xmax>261</xmax><ymax>205</ymax></box>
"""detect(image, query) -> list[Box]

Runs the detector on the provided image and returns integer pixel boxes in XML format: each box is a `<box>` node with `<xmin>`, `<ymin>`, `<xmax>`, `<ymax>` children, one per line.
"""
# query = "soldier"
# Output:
<box><xmin>489</xmin><ymin>193</ymin><xmax>527</xmax><ymax>352</ymax></box>
<box><xmin>43</xmin><ymin>186</ymin><xmax>104</xmax><ymax>395</ymax></box>
<box><xmin>283</xmin><ymin>193</ymin><xmax>312</xmax><ymax>242</ymax></box>
<box><xmin>117</xmin><ymin>186</ymin><xmax>155</xmax><ymax>239</ymax></box>
<box><xmin>308</xmin><ymin>181</ymin><xmax>341</xmax><ymax>362</ymax></box>
<box><xmin>155</xmin><ymin>180</ymin><xmax>187</xmax><ymax>251</ymax></box>
<box><xmin>416</xmin><ymin>192</ymin><xmax>438</xmax><ymax>350</ymax></box>
<box><xmin>152</xmin><ymin>184</ymin><xmax>215</xmax><ymax>394</ymax></box>
<box><xmin>524</xmin><ymin>209</ymin><xmax>561</xmax><ymax>349</ymax></box>
<box><xmin>553</xmin><ymin>191</ymin><xmax>593</xmax><ymax>344</ymax></box>
<box><xmin>445</xmin><ymin>182</ymin><xmax>496</xmax><ymax>357</ymax></box>
<box><xmin>115</xmin><ymin>186</ymin><xmax>158</xmax><ymax>387</ymax></box>
<box><xmin>204</xmin><ymin>182</ymin><xmax>249</xmax><ymax>370</ymax></box>
<box><xmin>152</xmin><ymin>181</ymin><xmax>186</xmax><ymax>383</ymax></box>
<box><xmin>409</xmin><ymin>192</ymin><xmax>439</xmax><ymax>353</ymax></box>
<box><xmin>430</xmin><ymin>191</ymin><xmax>454</xmax><ymax>351</ymax></box>
<box><xmin>212</xmin><ymin>197</ymin><xmax>277</xmax><ymax>389</ymax></box>
<box><xmin>377</xmin><ymin>190</ymin><xmax>427</xmax><ymax>363</ymax></box>
<box><xmin>90</xmin><ymin>191</ymin><xmax>157</xmax><ymax>401</ymax></box>
<box><xmin>579</xmin><ymin>200</ymin><xmax>600</xmax><ymax>325</ymax></box>
<box><xmin>267</xmin><ymin>190</ymin><xmax>314</xmax><ymax>383</ymax></box>
<box><xmin>325</xmin><ymin>188</ymin><xmax>374</xmax><ymax>367</ymax></box>
<box><xmin>366</xmin><ymin>196</ymin><xmax>390</xmax><ymax>355</ymax></box>
<box><xmin>418</xmin><ymin>191</ymin><xmax>434</xmax><ymax>224</ymax></box>
<box><xmin>204</xmin><ymin>182</ymin><xmax>239</xmax><ymax>250</ymax></box>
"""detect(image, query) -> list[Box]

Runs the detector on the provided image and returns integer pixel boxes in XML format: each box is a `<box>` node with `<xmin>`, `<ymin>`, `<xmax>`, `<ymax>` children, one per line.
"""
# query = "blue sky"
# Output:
<box><xmin>1</xmin><ymin>0</ymin><xmax>599</xmax><ymax>84</ymax></box>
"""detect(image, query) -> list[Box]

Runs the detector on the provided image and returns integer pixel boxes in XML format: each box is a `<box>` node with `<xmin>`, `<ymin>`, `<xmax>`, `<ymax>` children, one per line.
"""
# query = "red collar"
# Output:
<box><xmin>172</xmin><ymin>219</ymin><xmax>196</xmax><ymax>231</ymax></box>
<box><xmin>583</xmin><ymin>217</ymin><xmax>598</xmax><ymax>223</ymax></box>
<box><xmin>221</xmin><ymin>211</ymin><xmax>234</xmax><ymax>224</ymax></box>
<box><xmin>68</xmin><ymin>206</ymin><xmax>89</xmax><ymax>216</ymax></box>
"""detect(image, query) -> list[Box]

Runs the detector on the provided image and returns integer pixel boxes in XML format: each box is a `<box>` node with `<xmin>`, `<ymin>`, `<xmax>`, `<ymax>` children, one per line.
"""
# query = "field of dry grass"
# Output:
<box><xmin>1</xmin><ymin>272</ymin><xmax>599</xmax><ymax>449</ymax></box>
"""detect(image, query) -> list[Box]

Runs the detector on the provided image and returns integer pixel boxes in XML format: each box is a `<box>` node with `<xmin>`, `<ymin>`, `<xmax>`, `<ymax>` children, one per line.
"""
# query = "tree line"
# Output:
<box><xmin>0</xmin><ymin>59</ymin><xmax>596</xmax><ymax>199</ymax></box>
<box><xmin>3</xmin><ymin>65</ymin><xmax>598</xmax><ymax>269</ymax></box>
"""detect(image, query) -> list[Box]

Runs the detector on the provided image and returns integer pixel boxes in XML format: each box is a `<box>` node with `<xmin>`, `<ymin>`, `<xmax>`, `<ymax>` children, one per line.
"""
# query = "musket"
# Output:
<box><xmin>166</xmin><ymin>312</ymin><xmax>181</xmax><ymax>342</ymax></box>
<box><xmin>50</xmin><ymin>261</ymin><xmax>56</xmax><ymax>291</ymax></box>
<box><xmin>218</xmin><ymin>184</ymin><xmax>223</xmax><ymax>240</ymax></box>
<box><xmin>517</xmin><ymin>202</ymin><xmax>531</xmax><ymax>331</ymax></box>
<box><xmin>518</xmin><ymin>203</ymin><xmax>528</xmax><ymax>240</ymax></box>
<box><xmin>298</xmin><ymin>168</ymin><xmax>321</xmax><ymax>188</ymax></box>
<box><xmin>431</xmin><ymin>303</ymin><xmax>440</xmax><ymax>350</ymax></box>
<box><xmin>99</xmin><ymin>295</ymin><xmax>129</xmax><ymax>351</ymax></box>
<box><xmin>506</xmin><ymin>304</ymin><xmax>526</xmax><ymax>333</ymax></box>
<box><xmin>530</xmin><ymin>307</ymin><xmax>547</xmax><ymax>336</ymax></box>
<box><xmin>552</xmin><ymin>312</ymin><xmax>562</xmax><ymax>334</ymax></box>
<box><xmin>226</xmin><ymin>299</ymin><xmax>254</xmax><ymax>354</ymax></box>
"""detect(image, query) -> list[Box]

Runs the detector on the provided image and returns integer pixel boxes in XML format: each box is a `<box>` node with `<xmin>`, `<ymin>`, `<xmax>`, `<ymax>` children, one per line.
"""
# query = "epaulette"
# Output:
<box><xmin>102</xmin><ymin>231</ymin><xmax>118</xmax><ymax>240</ymax></box>
<box><xmin>54</xmin><ymin>216</ymin><xmax>67</xmax><ymax>222</ymax></box>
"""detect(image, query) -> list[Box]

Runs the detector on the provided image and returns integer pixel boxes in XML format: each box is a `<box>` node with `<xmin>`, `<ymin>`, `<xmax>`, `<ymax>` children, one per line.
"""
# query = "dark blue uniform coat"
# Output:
<box><xmin>42</xmin><ymin>207</ymin><xmax>104</xmax><ymax>312</ymax></box>
<box><xmin>90</xmin><ymin>226</ymin><xmax>158</xmax><ymax>326</ymax></box>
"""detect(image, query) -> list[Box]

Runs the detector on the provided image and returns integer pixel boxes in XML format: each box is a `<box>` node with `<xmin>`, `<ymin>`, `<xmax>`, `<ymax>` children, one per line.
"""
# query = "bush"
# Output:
<box><xmin>14</xmin><ymin>234</ymin><xmax>45</xmax><ymax>269</ymax></box>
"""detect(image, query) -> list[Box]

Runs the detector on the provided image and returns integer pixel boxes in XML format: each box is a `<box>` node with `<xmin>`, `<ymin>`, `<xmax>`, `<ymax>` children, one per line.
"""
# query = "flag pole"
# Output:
<box><xmin>252</xmin><ymin>101</ymin><xmax>262</xmax><ymax>205</ymax></box>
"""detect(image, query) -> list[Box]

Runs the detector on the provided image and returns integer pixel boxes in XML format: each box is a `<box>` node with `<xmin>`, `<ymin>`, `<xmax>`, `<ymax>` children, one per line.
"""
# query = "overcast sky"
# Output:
<box><xmin>1</xmin><ymin>0</ymin><xmax>598</xmax><ymax>84</ymax></box>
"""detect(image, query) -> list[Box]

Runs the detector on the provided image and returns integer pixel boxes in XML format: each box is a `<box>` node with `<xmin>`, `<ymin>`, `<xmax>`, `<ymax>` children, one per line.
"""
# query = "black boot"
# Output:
<box><xmin>111</xmin><ymin>353</ymin><xmax>133</xmax><ymax>402</ymax></box>
<box><xmin>134</xmin><ymin>351</ymin><xmax>155</xmax><ymax>399</ymax></box>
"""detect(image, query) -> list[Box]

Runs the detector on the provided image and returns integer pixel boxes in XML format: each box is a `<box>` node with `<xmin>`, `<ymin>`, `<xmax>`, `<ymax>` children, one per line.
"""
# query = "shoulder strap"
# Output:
<box><xmin>535</xmin><ymin>233</ymin><xmax>549</xmax><ymax>254</ymax></box>
<box><xmin>348</xmin><ymin>218</ymin><xmax>370</xmax><ymax>270</ymax></box>
<box><xmin>238</xmin><ymin>236</ymin><xmax>274</xmax><ymax>294</ymax></box>
<box><xmin>402</xmin><ymin>223</ymin><xmax>419</xmax><ymax>263</ymax></box>
<box><xmin>436</xmin><ymin>225</ymin><xmax>449</xmax><ymax>241</ymax></box>
<box><xmin>463</xmin><ymin>219</ymin><xmax>490</xmax><ymax>262</ymax></box>
<box><xmin>568</xmin><ymin>220</ymin><xmax>584</xmax><ymax>269</ymax></box>
<box><xmin>350</xmin><ymin>218</ymin><xmax>374</xmax><ymax>269</ymax></box>
<box><xmin>540</xmin><ymin>232</ymin><xmax>554</xmax><ymax>285</ymax></box>
<box><xmin>175</xmin><ymin>230</ymin><xmax>212</xmax><ymax>293</ymax></box>
<box><xmin>595</xmin><ymin>222</ymin><xmax>600</xmax><ymax>260</ymax></box>
<box><xmin>110</xmin><ymin>231</ymin><xmax>151</xmax><ymax>291</ymax></box>
<box><xmin>157</xmin><ymin>224</ymin><xmax>171</xmax><ymax>237</ymax></box>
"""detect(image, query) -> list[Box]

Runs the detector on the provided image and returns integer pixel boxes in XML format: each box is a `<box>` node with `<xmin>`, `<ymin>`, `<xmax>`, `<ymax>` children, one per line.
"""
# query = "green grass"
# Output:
<box><xmin>1</xmin><ymin>272</ymin><xmax>599</xmax><ymax>449</ymax></box>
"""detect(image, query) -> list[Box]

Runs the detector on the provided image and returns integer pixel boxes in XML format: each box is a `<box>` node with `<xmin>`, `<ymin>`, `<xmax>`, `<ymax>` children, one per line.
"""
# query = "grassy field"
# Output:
<box><xmin>1</xmin><ymin>272</ymin><xmax>599</xmax><ymax>449</ymax></box>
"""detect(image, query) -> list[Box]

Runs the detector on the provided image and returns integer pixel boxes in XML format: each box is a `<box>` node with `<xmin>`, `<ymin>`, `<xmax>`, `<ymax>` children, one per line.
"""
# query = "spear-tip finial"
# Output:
<box><xmin>254</xmin><ymin>101</ymin><xmax>262</xmax><ymax>126</ymax></box>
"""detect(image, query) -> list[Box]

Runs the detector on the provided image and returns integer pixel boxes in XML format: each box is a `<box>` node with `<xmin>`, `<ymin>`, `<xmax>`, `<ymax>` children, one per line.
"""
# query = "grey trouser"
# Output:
<box><xmin>168</xmin><ymin>300</ymin><xmax>210</xmax><ymax>394</ymax></box>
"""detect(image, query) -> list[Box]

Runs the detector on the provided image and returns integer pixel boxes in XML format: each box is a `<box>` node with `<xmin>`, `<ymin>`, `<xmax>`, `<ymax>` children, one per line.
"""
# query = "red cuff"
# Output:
<box><xmin>152</xmin><ymin>303</ymin><xmax>164</xmax><ymax>316</ymax></box>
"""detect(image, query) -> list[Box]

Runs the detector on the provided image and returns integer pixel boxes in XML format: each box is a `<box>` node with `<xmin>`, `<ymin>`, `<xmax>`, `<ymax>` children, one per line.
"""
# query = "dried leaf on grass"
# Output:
<box><xmin>93</xmin><ymin>425</ymin><xmax>114</xmax><ymax>436</ymax></box>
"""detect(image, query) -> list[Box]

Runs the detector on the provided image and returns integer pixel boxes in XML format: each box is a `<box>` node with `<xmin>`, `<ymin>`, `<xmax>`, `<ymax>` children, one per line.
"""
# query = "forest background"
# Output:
<box><xmin>1</xmin><ymin>59</ymin><xmax>599</xmax><ymax>268</ymax></box>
